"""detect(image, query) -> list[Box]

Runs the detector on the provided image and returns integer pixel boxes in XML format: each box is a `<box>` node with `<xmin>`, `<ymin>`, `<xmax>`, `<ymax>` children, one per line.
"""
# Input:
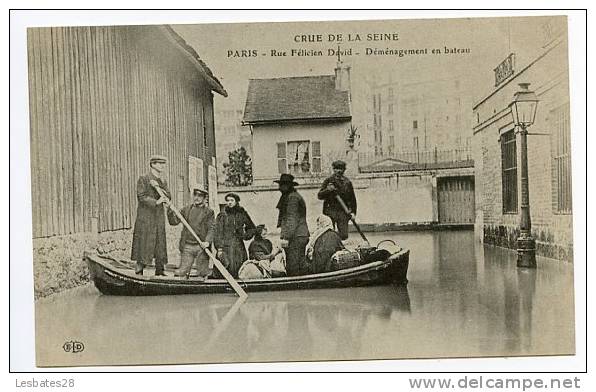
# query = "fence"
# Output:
<box><xmin>358</xmin><ymin>147</ymin><xmax>473</xmax><ymax>173</ymax></box>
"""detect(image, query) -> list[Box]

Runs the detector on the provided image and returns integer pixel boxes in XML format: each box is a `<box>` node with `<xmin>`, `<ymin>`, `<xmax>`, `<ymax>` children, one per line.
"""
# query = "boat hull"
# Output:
<box><xmin>85</xmin><ymin>249</ymin><xmax>409</xmax><ymax>296</ymax></box>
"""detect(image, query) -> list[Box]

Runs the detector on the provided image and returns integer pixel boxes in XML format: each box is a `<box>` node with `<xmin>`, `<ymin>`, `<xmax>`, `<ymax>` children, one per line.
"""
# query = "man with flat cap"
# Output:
<box><xmin>317</xmin><ymin>160</ymin><xmax>357</xmax><ymax>240</ymax></box>
<box><xmin>275</xmin><ymin>173</ymin><xmax>310</xmax><ymax>276</ymax></box>
<box><xmin>131</xmin><ymin>154</ymin><xmax>171</xmax><ymax>276</ymax></box>
<box><xmin>168</xmin><ymin>186</ymin><xmax>215</xmax><ymax>279</ymax></box>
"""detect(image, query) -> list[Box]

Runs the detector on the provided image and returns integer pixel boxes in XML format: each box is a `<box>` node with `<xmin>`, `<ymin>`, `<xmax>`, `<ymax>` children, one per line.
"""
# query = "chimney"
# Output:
<box><xmin>334</xmin><ymin>57</ymin><xmax>351</xmax><ymax>92</ymax></box>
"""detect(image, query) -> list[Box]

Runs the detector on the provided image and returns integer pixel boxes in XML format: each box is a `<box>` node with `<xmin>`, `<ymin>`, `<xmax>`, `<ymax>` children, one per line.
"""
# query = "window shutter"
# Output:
<box><xmin>312</xmin><ymin>141</ymin><xmax>321</xmax><ymax>173</ymax></box>
<box><xmin>277</xmin><ymin>142</ymin><xmax>287</xmax><ymax>174</ymax></box>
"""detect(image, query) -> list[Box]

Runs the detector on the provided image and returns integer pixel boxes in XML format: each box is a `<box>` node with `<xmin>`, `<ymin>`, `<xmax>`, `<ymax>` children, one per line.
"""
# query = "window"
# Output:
<box><xmin>377</xmin><ymin>94</ymin><xmax>382</xmax><ymax>111</ymax></box>
<box><xmin>389</xmin><ymin>136</ymin><xmax>395</xmax><ymax>153</ymax></box>
<box><xmin>312</xmin><ymin>141</ymin><xmax>322</xmax><ymax>173</ymax></box>
<box><xmin>276</xmin><ymin>142</ymin><xmax>287</xmax><ymax>174</ymax></box>
<box><xmin>551</xmin><ymin>103</ymin><xmax>572</xmax><ymax>213</ymax></box>
<box><xmin>413</xmin><ymin>120</ymin><xmax>418</xmax><ymax>130</ymax></box>
<box><xmin>389</xmin><ymin>120</ymin><xmax>394</xmax><ymax>132</ymax></box>
<box><xmin>277</xmin><ymin>140</ymin><xmax>321</xmax><ymax>175</ymax></box>
<box><xmin>501</xmin><ymin>130</ymin><xmax>518</xmax><ymax>213</ymax></box>
<box><xmin>372</xmin><ymin>95</ymin><xmax>377</xmax><ymax>111</ymax></box>
<box><xmin>378</xmin><ymin>115</ymin><xmax>382</xmax><ymax>129</ymax></box>
<box><xmin>388</xmin><ymin>87</ymin><xmax>394</xmax><ymax>100</ymax></box>
<box><xmin>388</xmin><ymin>104</ymin><xmax>394</xmax><ymax>114</ymax></box>
<box><xmin>413</xmin><ymin>136</ymin><xmax>419</xmax><ymax>150</ymax></box>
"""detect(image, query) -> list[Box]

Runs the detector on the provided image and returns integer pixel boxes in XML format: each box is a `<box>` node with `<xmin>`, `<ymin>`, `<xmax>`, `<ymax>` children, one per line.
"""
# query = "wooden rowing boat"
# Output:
<box><xmin>85</xmin><ymin>249</ymin><xmax>409</xmax><ymax>296</ymax></box>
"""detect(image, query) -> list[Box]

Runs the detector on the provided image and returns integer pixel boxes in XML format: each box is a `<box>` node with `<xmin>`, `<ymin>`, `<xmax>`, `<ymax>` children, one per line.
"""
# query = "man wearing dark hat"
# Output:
<box><xmin>275</xmin><ymin>173</ymin><xmax>310</xmax><ymax>276</ymax></box>
<box><xmin>131</xmin><ymin>154</ymin><xmax>171</xmax><ymax>276</ymax></box>
<box><xmin>168</xmin><ymin>186</ymin><xmax>215</xmax><ymax>279</ymax></box>
<box><xmin>317</xmin><ymin>160</ymin><xmax>357</xmax><ymax>240</ymax></box>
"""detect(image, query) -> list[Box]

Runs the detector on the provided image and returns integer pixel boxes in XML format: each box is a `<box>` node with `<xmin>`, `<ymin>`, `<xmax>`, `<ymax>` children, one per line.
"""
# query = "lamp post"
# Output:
<box><xmin>509</xmin><ymin>83</ymin><xmax>539</xmax><ymax>268</ymax></box>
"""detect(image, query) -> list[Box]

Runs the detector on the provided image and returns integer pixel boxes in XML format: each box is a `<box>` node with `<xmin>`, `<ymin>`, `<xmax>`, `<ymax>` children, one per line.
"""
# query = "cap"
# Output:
<box><xmin>149</xmin><ymin>154</ymin><xmax>168</xmax><ymax>165</ymax></box>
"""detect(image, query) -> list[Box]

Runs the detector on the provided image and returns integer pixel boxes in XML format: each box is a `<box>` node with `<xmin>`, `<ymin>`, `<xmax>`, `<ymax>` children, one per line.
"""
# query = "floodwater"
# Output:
<box><xmin>35</xmin><ymin>230</ymin><xmax>575</xmax><ymax>367</ymax></box>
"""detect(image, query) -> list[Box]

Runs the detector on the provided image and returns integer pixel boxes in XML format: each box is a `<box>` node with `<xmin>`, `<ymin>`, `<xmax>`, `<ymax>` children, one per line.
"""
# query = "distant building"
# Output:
<box><xmin>242</xmin><ymin>61</ymin><xmax>353</xmax><ymax>185</ymax></box>
<box><xmin>472</xmin><ymin>18</ymin><xmax>572</xmax><ymax>261</ymax></box>
<box><xmin>362</xmin><ymin>73</ymin><xmax>473</xmax><ymax>157</ymax></box>
<box><xmin>27</xmin><ymin>25</ymin><xmax>227</xmax><ymax>237</ymax></box>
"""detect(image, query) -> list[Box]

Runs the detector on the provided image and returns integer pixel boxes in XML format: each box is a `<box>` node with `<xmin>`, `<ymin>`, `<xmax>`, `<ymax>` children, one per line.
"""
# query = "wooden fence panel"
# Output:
<box><xmin>28</xmin><ymin>25</ymin><xmax>213</xmax><ymax>237</ymax></box>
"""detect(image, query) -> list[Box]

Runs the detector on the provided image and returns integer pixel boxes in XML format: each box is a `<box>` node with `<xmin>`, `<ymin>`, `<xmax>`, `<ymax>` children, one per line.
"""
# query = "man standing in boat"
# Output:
<box><xmin>131</xmin><ymin>155</ymin><xmax>171</xmax><ymax>276</ymax></box>
<box><xmin>167</xmin><ymin>186</ymin><xmax>215</xmax><ymax>279</ymax></box>
<box><xmin>317</xmin><ymin>160</ymin><xmax>357</xmax><ymax>240</ymax></box>
<box><xmin>275</xmin><ymin>173</ymin><xmax>310</xmax><ymax>276</ymax></box>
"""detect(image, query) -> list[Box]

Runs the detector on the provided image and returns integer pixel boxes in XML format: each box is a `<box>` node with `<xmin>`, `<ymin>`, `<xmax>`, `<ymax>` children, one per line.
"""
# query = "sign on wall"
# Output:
<box><xmin>493</xmin><ymin>53</ymin><xmax>515</xmax><ymax>87</ymax></box>
<box><xmin>208</xmin><ymin>165</ymin><xmax>218</xmax><ymax>208</ymax></box>
<box><xmin>188</xmin><ymin>156</ymin><xmax>204</xmax><ymax>192</ymax></box>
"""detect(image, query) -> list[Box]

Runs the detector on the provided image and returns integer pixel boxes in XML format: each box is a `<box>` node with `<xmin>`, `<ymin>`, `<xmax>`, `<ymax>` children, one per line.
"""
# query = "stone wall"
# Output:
<box><xmin>217</xmin><ymin>169</ymin><xmax>472</xmax><ymax>234</ymax></box>
<box><xmin>33</xmin><ymin>225</ymin><xmax>183</xmax><ymax>299</ymax></box>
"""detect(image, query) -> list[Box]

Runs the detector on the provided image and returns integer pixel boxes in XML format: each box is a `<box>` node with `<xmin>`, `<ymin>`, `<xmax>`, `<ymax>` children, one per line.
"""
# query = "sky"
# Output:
<box><xmin>172</xmin><ymin>16</ymin><xmax>565</xmax><ymax>114</ymax></box>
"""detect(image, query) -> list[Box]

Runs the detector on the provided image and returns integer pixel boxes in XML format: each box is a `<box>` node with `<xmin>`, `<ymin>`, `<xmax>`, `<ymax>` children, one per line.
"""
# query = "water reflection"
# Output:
<box><xmin>35</xmin><ymin>230</ymin><xmax>574</xmax><ymax>367</ymax></box>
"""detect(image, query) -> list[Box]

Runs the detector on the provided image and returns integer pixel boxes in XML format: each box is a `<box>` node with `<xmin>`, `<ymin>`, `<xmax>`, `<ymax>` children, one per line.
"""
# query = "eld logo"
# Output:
<box><xmin>63</xmin><ymin>341</ymin><xmax>84</xmax><ymax>354</ymax></box>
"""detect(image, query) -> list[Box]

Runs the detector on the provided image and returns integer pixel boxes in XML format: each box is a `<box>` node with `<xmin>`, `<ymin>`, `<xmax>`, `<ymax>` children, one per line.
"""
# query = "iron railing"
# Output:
<box><xmin>358</xmin><ymin>146</ymin><xmax>473</xmax><ymax>173</ymax></box>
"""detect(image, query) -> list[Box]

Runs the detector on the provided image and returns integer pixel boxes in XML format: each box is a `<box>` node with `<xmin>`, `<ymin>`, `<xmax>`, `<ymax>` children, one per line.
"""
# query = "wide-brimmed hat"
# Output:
<box><xmin>274</xmin><ymin>173</ymin><xmax>299</xmax><ymax>186</ymax></box>
<box><xmin>149</xmin><ymin>154</ymin><xmax>168</xmax><ymax>165</ymax></box>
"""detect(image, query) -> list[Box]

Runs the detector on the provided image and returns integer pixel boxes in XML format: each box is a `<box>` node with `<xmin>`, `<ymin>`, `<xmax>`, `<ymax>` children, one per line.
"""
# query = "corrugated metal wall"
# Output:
<box><xmin>28</xmin><ymin>25</ymin><xmax>216</xmax><ymax>238</ymax></box>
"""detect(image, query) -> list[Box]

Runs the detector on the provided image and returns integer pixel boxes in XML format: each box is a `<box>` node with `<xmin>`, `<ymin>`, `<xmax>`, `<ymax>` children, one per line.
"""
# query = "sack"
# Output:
<box><xmin>331</xmin><ymin>250</ymin><xmax>361</xmax><ymax>270</ymax></box>
<box><xmin>238</xmin><ymin>259</ymin><xmax>271</xmax><ymax>280</ymax></box>
<box><xmin>270</xmin><ymin>250</ymin><xmax>287</xmax><ymax>277</ymax></box>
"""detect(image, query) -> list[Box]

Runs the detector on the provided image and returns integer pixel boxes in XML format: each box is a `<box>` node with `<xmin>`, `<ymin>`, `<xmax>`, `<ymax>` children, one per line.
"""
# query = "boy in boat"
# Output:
<box><xmin>317</xmin><ymin>160</ymin><xmax>357</xmax><ymax>240</ymax></box>
<box><xmin>131</xmin><ymin>155</ymin><xmax>171</xmax><ymax>276</ymax></box>
<box><xmin>167</xmin><ymin>187</ymin><xmax>215</xmax><ymax>279</ymax></box>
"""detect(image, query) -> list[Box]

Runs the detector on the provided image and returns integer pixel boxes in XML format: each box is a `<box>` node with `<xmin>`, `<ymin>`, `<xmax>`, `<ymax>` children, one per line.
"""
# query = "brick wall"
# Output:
<box><xmin>473</xmin><ymin>39</ymin><xmax>573</xmax><ymax>262</ymax></box>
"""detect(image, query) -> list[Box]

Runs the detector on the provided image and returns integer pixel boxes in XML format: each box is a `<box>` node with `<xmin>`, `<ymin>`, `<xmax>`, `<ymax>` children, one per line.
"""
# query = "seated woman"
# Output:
<box><xmin>249</xmin><ymin>225</ymin><xmax>281</xmax><ymax>261</ymax></box>
<box><xmin>238</xmin><ymin>225</ymin><xmax>284</xmax><ymax>279</ymax></box>
<box><xmin>306</xmin><ymin>215</ymin><xmax>345</xmax><ymax>274</ymax></box>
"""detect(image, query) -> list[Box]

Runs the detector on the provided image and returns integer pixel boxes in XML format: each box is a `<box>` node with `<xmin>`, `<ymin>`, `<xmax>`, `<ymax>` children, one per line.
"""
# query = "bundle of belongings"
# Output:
<box><xmin>238</xmin><ymin>251</ymin><xmax>286</xmax><ymax>280</ymax></box>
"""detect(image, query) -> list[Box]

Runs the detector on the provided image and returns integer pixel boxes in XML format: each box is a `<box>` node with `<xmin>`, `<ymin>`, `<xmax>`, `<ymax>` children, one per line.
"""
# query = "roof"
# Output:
<box><xmin>243</xmin><ymin>75</ymin><xmax>351</xmax><ymax>125</ymax></box>
<box><xmin>159</xmin><ymin>25</ymin><xmax>227</xmax><ymax>97</ymax></box>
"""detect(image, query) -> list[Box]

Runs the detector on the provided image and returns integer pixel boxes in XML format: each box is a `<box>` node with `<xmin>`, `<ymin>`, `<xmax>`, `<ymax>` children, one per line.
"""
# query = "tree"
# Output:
<box><xmin>346</xmin><ymin>124</ymin><xmax>359</xmax><ymax>150</ymax></box>
<box><xmin>223</xmin><ymin>146</ymin><xmax>253</xmax><ymax>186</ymax></box>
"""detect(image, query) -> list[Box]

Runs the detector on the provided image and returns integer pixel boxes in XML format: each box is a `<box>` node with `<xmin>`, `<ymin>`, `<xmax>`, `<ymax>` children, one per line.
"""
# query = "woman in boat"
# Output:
<box><xmin>248</xmin><ymin>225</ymin><xmax>281</xmax><ymax>261</ymax></box>
<box><xmin>306</xmin><ymin>214</ymin><xmax>345</xmax><ymax>274</ymax></box>
<box><xmin>214</xmin><ymin>193</ymin><xmax>257</xmax><ymax>278</ymax></box>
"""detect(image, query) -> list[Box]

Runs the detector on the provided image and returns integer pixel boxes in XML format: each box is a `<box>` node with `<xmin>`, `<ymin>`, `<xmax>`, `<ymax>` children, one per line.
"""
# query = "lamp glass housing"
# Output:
<box><xmin>510</xmin><ymin>83</ymin><xmax>539</xmax><ymax>127</ymax></box>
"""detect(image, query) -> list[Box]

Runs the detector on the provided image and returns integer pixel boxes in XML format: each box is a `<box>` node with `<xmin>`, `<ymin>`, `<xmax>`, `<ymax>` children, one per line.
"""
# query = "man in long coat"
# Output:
<box><xmin>131</xmin><ymin>155</ymin><xmax>171</xmax><ymax>276</ymax></box>
<box><xmin>317</xmin><ymin>160</ymin><xmax>357</xmax><ymax>240</ymax></box>
<box><xmin>275</xmin><ymin>173</ymin><xmax>310</xmax><ymax>276</ymax></box>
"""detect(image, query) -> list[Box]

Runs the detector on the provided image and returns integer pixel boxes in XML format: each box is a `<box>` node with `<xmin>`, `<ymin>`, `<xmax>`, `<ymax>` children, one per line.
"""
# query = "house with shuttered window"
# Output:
<box><xmin>242</xmin><ymin>62</ymin><xmax>353</xmax><ymax>185</ymax></box>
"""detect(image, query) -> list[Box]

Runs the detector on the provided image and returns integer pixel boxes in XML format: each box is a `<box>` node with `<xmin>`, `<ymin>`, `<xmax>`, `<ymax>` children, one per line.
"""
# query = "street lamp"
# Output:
<box><xmin>509</xmin><ymin>83</ymin><xmax>539</xmax><ymax>268</ymax></box>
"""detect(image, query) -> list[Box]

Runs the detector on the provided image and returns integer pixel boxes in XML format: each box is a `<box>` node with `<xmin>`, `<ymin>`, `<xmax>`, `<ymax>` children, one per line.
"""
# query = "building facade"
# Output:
<box><xmin>27</xmin><ymin>25</ymin><xmax>227</xmax><ymax>238</ymax></box>
<box><xmin>360</xmin><ymin>73</ymin><xmax>473</xmax><ymax>158</ymax></box>
<box><xmin>472</xmin><ymin>20</ymin><xmax>572</xmax><ymax>261</ymax></box>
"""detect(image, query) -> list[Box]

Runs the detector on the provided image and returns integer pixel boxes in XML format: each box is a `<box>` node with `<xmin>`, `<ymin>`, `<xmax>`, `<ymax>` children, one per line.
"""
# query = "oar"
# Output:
<box><xmin>335</xmin><ymin>194</ymin><xmax>369</xmax><ymax>244</ymax></box>
<box><xmin>151</xmin><ymin>183</ymin><xmax>248</xmax><ymax>299</ymax></box>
